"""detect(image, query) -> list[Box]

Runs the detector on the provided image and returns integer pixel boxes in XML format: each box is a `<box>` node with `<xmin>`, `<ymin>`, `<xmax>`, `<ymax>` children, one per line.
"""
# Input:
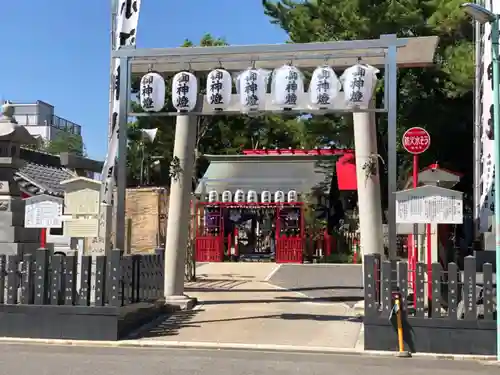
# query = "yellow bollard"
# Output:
<box><xmin>394</xmin><ymin>293</ymin><xmax>411</xmax><ymax>358</ymax></box>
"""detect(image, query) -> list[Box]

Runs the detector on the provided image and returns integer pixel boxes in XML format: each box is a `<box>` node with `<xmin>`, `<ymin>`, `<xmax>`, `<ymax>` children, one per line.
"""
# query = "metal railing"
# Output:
<box><xmin>13</xmin><ymin>114</ymin><xmax>82</xmax><ymax>136</ymax></box>
<box><xmin>51</xmin><ymin>115</ymin><xmax>82</xmax><ymax>135</ymax></box>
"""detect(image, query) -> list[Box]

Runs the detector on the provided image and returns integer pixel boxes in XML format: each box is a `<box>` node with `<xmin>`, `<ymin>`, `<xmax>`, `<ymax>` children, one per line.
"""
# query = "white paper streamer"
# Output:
<box><xmin>479</xmin><ymin>0</ymin><xmax>495</xmax><ymax>232</ymax></box>
<box><xmin>100</xmin><ymin>0</ymin><xmax>142</xmax><ymax>206</ymax></box>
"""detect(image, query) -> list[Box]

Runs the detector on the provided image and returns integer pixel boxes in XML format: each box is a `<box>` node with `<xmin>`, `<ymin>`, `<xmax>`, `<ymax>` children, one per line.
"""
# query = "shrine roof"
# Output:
<box><xmin>195</xmin><ymin>154</ymin><xmax>336</xmax><ymax>194</ymax></box>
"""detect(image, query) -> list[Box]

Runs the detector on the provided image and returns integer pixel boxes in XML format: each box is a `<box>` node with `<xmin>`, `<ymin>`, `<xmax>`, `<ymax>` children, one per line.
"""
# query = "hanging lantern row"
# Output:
<box><xmin>208</xmin><ymin>189</ymin><xmax>298</xmax><ymax>204</ymax></box>
<box><xmin>139</xmin><ymin>63</ymin><xmax>379</xmax><ymax>113</ymax></box>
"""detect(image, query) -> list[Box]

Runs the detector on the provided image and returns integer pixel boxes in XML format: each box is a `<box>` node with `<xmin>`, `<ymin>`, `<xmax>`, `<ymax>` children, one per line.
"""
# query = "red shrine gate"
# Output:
<box><xmin>194</xmin><ymin>201</ymin><xmax>305</xmax><ymax>263</ymax></box>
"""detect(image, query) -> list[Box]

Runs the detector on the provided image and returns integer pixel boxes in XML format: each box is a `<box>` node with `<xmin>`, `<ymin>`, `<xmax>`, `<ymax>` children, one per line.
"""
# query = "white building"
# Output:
<box><xmin>10</xmin><ymin>100</ymin><xmax>82</xmax><ymax>142</ymax></box>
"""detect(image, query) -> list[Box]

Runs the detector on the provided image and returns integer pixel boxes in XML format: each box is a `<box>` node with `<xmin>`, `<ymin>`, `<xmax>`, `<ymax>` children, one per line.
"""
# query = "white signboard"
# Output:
<box><xmin>63</xmin><ymin>218</ymin><xmax>99</xmax><ymax>238</ymax></box>
<box><xmin>24</xmin><ymin>194</ymin><xmax>63</xmax><ymax>228</ymax></box>
<box><xmin>395</xmin><ymin>185</ymin><xmax>463</xmax><ymax>224</ymax></box>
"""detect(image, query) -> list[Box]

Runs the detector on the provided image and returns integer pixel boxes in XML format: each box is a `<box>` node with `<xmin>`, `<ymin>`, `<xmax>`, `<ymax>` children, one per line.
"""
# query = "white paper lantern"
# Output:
<box><xmin>271</xmin><ymin>65</ymin><xmax>304</xmax><ymax>109</ymax></box>
<box><xmin>287</xmin><ymin>190</ymin><xmax>298</xmax><ymax>203</ymax></box>
<box><xmin>140</xmin><ymin>72</ymin><xmax>165</xmax><ymax>112</ymax></box>
<box><xmin>237</xmin><ymin>68</ymin><xmax>267</xmax><ymax>112</ymax></box>
<box><xmin>222</xmin><ymin>190</ymin><xmax>232</xmax><ymax>203</ymax></box>
<box><xmin>308</xmin><ymin>66</ymin><xmax>341</xmax><ymax>109</ymax></box>
<box><xmin>206</xmin><ymin>69</ymin><xmax>232</xmax><ymax>110</ymax></box>
<box><xmin>247</xmin><ymin>190</ymin><xmax>257</xmax><ymax>203</ymax></box>
<box><xmin>274</xmin><ymin>190</ymin><xmax>285</xmax><ymax>203</ymax></box>
<box><xmin>261</xmin><ymin>190</ymin><xmax>271</xmax><ymax>203</ymax></box>
<box><xmin>208</xmin><ymin>190</ymin><xmax>218</xmax><ymax>203</ymax></box>
<box><xmin>172</xmin><ymin>71</ymin><xmax>198</xmax><ymax>112</ymax></box>
<box><xmin>340</xmin><ymin>64</ymin><xmax>379</xmax><ymax>109</ymax></box>
<box><xmin>234</xmin><ymin>189</ymin><xmax>245</xmax><ymax>203</ymax></box>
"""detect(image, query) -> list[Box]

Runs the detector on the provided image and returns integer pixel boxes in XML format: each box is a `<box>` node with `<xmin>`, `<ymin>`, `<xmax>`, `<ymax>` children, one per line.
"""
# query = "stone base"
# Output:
<box><xmin>353</xmin><ymin>300</ymin><xmax>365</xmax><ymax>316</ymax></box>
<box><xmin>161</xmin><ymin>295</ymin><xmax>198</xmax><ymax>310</ymax></box>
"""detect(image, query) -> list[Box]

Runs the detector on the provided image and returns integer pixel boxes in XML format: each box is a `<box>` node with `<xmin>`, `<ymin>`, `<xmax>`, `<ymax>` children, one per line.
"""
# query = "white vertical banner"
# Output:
<box><xmin>479</xmin><ymin>0</ymin><xmax>495</xmax><ymax>232</ymax></box>
<box><xmin>100</xmin><ymin>0</ymin><xmax>142</xmax><ymax>205</ymax></box>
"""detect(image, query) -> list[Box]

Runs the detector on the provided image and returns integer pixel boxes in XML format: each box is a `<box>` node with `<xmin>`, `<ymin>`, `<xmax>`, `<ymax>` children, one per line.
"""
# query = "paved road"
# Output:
<box><xmin>269</xmin><ymin>264</ymin><xmax>364</xmax><ymax>304</ymax></box>
<box><xmin>0</xmin><ymin>344</ymin><xmax>496</xmax><ymax>375</ymax></box>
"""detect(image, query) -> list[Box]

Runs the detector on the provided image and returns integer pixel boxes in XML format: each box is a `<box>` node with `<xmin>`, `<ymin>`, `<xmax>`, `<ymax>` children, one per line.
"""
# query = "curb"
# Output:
<box><xmin>0</xmin><ymin>337</ymin><xmax>495</xmax><ymax>361</ymax></box>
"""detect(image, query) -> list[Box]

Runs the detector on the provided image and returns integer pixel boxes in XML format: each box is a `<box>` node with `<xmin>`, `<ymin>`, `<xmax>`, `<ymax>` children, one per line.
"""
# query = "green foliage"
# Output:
<box><xmin>128</xmin><ymin>33</ymin><xmax>307</xmax><ymax>187</ymax></box>
<box><xmin>129</xmin><ymin>0</ymin><xmax>475</xmax><ymax>208</ymax></box>
<box><xmin>262</xmin><ymin>0</ymin><xmax>474</xmax><ymax>202</ymax></box>
<box><xmin>43</xmin><ymin>132</ymin><xmax>85</xmax><ymax>156</ymax></box>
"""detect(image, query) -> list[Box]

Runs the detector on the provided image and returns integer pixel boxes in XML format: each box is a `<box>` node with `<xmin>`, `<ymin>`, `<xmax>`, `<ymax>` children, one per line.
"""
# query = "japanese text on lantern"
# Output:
<box><xmin>209</xmin><ymin>70</ymin><xmax>224</xmax><ymax>105</ymax></box>
<box><xmin>244</xmin><ymin>71</ymin><xmax>259</xmax><ymax>107</ymax></box>
<box><xmin>316</xmin><ymin>68</ymin><xmax>331</xmax><ymax>106</ymax></box>
<box><xmin>141</xmin><ymin>75</ymin><xmax>154</xmax><ymax>110</ymax></box>
<box><xmin>176</xmin><ymin>73</ymin><xmax>191</xmax><ymax>109</ymax></box>
<box><xmin>285</xmin><ymin>69</ymin><xmax>298</xmax><ymax>106</ymax></box>
<box><xmin>349</xmin><ymin>66</ymin><xmax>365</xmax><ymax>103</ymax></box>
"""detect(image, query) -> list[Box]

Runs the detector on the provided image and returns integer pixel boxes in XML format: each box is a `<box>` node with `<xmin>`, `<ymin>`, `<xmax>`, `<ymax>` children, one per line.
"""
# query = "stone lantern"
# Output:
<box><xmin>0</xmin><ymin>101</ymin><xmax>40</xmax><ymax>255</ymax></box>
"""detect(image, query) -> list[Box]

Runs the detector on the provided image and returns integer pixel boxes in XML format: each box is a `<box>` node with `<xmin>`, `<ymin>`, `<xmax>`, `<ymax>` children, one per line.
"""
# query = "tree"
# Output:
<box><xmin>128</xmin><ymin>33</ymin><xmax>305</xmax><ymax>188</ymax></box>
<box><xmin>43</xmin><ymin>131</ymin><xmax>86</xmax><ymax>156</ymax></box>
<box><xmin>262</xmin><ymin>0</ymin><xmax>474</xmax><ymax>210</ymax></box>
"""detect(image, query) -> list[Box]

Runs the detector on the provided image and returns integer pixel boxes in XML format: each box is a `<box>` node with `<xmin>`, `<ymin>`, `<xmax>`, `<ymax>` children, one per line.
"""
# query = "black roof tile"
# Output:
<box><xmin>16</xmin><ymin>162</ymin><xmax>74</xmax><ymax>196</ymax></box>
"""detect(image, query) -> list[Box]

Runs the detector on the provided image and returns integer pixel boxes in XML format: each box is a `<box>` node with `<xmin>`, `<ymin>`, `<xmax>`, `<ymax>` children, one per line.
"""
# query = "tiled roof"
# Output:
<box><xmin>14</xmin><ymin>162</ymin><xmax>75</xmax><ymax>197</ymax></box>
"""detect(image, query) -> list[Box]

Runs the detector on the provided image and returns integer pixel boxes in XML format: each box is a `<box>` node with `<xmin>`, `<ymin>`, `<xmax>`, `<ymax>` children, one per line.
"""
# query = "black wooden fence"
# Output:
<box><xmin>0</xmin><ymin>249</ymin><xmax>164</xmax><ymax>307</ymax></box>
<box><xmin>363</xmin><ymin>254</ymin><xmax>497</xmax><ymax>355</ymax></box>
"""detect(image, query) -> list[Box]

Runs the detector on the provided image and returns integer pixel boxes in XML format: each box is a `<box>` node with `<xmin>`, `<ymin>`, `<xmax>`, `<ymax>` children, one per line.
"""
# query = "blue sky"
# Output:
<box><xmin>0</xmin><ymin>1</ymin><xmax>287</xmax><ymax>160</ymax></box>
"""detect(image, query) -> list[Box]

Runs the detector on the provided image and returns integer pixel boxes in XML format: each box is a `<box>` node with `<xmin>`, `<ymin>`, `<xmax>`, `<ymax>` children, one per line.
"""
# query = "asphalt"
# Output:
<box><xmin>0</xmin><ymin>343</ymin><xmax>496</xmax><ymax>375</ymax></box>
<box><xmin>268</xmin><ymin>264</ymin><xmax>364</xmax><ymax>305</ymax></box>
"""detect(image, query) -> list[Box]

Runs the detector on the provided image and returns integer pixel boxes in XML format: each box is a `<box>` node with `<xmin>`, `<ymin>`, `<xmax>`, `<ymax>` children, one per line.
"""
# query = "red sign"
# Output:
<box><xmin>402</xmin><ymin>127</ymin><xmax>430</xmax><ymax>155</ymax></box>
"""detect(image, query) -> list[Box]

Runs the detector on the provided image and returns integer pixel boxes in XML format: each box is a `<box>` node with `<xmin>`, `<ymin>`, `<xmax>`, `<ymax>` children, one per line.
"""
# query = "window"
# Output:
<box><xmin>14</xmin><ymin>115</ymin><xmax>37</xmax><ymax>125</ymax></box>
<box><xmin>49</xmin><ymin>227</ymin><xmax>63</xmax><ymax>236</ymax></box>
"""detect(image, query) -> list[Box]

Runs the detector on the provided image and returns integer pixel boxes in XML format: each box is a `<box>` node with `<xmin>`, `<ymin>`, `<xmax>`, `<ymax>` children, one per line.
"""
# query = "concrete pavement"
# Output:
<box><xmin>131</xmin><ymin>263</ymin><xmax>363</xmax><ymax>349</ymax></box>
<box><xmin>267</xmin><ymin>263</ymin><xmax>364</xmax><ymax>304</ymax></box>
<box><xmin>0</xmin><ymin>343</ymin><xmax>497</xmax><ymax>375</ymax></box>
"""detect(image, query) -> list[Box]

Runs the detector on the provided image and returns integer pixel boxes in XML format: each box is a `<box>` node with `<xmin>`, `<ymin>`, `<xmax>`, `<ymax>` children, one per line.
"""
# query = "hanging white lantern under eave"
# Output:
<box><xmin>234</xmin><ymin>189</ymin><xmax>245</xmax><ymax>203</ymax></box>
<box><xmin>271</xmin><ymin>65</ymin><xmax>304</xmax><ymax>109</ymax></box>
<box><xmin>309</xmin><ymin>66</ymin><xmax>341</xmax><ymax>109</ymax></box>
<box><xmin>206</xmin><ymin>69</ymin><xmax>232</xmax><ymax>110</ymax></box>
<box><xmin>222</xmin><ymin>190</ymin><xmax>232</xmax><ymax>203</ymax></box>
<box><xmin>140</xmin><ymin>72</ymin><xmax>165</xmax><ymax>112</ymax></box>
<box><xmin>238</xmin><ymin>68</ymin><xmax>267</xmax><ymax>113</ymax></box>
<box><xmin>287</xmin><ymin>190</ymin><xmax>298</xmax><ymax>203</ymax></box>
<box><xmin>274</xmin><ymin>190</ymin><xmax>285</xmax><ymax>203</ymax></box>
<box><xmin>208</xmin><ymin>190</ymin><xmax>218</xmax><ymax>203</ymax></box>
<box><xmin>247</xmin><ymin>190</ymin><xmax>257</xmax><ymax>203</ymax></box>
<box><xmin>261</xmin><ymin>190</ymin><xmax>271</xmax><ymax>203</ymax></box>
<box><xmin>172</xmin><ymin>71</ymin><xmax>198</xmax><ymax>112</ymax></box>
<box><xmin>340</xmin><ymin>64</ymin><xmax>379</xmax><ymax>109</ymax></box>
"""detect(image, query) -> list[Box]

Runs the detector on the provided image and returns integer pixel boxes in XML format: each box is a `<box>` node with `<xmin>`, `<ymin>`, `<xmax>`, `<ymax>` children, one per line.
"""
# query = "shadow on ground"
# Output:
<box><xmin>133</xmin><ymin>308</ymin><xmax>362</xmax><ymax>339</ymax></box>
<box><xmin>186</xmin><ymin>284</ymin><xmax>361</xmax><ymax>293</ymax></box>
<box><xmin>198</xmin><ymin>295</ymin><xmax>363</xmax><ymax>305</ymax></box>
